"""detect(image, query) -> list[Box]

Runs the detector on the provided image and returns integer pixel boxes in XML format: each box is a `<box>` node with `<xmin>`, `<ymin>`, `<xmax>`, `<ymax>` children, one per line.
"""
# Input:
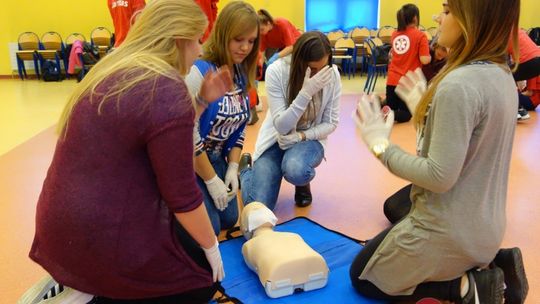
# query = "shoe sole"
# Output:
<box><xmin>496</xmin><ymin>248</ymin><xmax>529</xmax><ymax>304</ymax></box>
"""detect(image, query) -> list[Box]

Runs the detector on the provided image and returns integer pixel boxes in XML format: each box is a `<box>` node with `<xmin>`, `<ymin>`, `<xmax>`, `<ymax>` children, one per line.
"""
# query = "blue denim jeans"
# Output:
<box><xmin>240</xmin><ymin>141</ymin><xmax>324</xmax><ymax>210</ymax></box>
<box><xmin>196</xmin><ymin>152</ymin><xmax>239</xmax><ymax>236</ymax></box>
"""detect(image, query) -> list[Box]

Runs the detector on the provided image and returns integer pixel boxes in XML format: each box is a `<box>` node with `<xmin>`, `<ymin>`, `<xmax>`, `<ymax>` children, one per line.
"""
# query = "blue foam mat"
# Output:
<box><xmin>217</xmin><ymin>217</ymin><xmax>386</xmax><ymax>304</ymax></box>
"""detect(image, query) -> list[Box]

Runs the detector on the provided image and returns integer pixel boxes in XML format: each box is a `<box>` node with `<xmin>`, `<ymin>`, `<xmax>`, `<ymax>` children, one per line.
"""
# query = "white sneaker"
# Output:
<box><xmin>18</xmin><ymin>275</ymin><xmax>93</xmax><ymax>304</ymax></box>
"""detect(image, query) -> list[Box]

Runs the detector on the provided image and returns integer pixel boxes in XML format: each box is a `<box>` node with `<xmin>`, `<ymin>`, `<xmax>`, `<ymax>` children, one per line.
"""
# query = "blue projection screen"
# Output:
<box><xmin>306</xmin><ymin>0</ymin><xmax>379</xmax><ymax>32</ymax></box>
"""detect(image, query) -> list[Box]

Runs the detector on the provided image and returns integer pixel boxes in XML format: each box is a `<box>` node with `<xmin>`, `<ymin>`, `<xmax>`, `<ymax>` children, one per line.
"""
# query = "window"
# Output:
<box><xmin>306</xmin><ymin>0</ymin><xmax>379</xmax><ymax>32</ymax></box>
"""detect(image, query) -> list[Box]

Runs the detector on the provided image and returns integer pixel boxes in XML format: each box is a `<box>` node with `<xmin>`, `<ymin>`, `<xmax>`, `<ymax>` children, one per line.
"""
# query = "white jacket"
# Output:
<box><xmin>253</xmin><ymin>56</ymin><xmax>342</xmax><ymax>161</ymax></box>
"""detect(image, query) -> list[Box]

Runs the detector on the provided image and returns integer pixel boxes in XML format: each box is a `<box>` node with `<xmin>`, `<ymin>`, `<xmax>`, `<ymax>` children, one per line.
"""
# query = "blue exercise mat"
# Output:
<box><xmin>216</xmin><ymin>217</ymin><xmax>386</xmax><ymax>304</ymax></box>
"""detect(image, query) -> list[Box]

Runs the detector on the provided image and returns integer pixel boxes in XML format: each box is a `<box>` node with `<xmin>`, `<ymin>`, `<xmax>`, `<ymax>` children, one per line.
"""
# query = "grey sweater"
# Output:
<box><xmin>359</xmin><ymin>63</ymin><xmax>518</xmax><ymax>295</ymax></box>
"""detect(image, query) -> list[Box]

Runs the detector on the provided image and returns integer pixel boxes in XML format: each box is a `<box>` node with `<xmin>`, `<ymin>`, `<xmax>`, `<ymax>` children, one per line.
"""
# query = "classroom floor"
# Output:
<box><xmin>1</xmin><ymin>75</ymin><xmax>538</xmax><ymax>303</ymax></box>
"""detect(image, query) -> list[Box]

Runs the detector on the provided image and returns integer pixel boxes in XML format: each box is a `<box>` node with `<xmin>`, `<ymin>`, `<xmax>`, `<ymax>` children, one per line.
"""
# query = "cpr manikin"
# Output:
<box><xmin>240</xmin><ymin>202</ymin><xmax>329</xmax><ymax>298</ymax></box>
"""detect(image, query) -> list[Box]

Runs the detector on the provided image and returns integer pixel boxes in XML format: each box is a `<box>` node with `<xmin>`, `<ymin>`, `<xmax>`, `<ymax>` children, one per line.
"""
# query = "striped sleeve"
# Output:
<box><xmin>193</xmin><ymin>120</ymin><xmax>205</xmax><ymax>156</ymax></box>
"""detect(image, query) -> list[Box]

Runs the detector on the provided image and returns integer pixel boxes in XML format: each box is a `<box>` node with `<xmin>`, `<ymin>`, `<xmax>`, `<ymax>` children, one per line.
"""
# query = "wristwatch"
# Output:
<box><xmin>370</xmin><ymin>140</ymin><xmax>389</xmax><ymax>157</ymax></box>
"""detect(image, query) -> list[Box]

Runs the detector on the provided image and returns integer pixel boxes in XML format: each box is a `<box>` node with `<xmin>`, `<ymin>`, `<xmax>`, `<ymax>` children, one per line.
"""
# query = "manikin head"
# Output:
<box><xmin>240</xmin><ymin>202</ymin><xmax>278</xmax><ymax>240</ymax></box>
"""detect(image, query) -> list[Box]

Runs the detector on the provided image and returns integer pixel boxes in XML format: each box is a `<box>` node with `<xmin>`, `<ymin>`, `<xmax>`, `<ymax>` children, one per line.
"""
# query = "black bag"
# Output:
<box><xmin>82</xmin><ymin>42</ymin><xmax>100</xmax><ymax>64</ymax></box>
<box><xmin>42</xmin><ymin>60</ymin><xmax>62</xmax><ymax>82</ymax></box>
<box><xmin>374</xmin><ymin>44</ymin><xmax>391</xmax><ymax>64</ymax></box>
<box><xmin>529</xmin><ymin>27</ymin><xmax>540</xmax><ymax>46</ymax></box>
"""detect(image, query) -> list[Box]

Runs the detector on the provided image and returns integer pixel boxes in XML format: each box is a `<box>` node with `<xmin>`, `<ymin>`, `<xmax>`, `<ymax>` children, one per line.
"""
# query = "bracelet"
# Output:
<box><xmin>370</xmin><ymin>139</ymin><xmax>389</xmax><ymax>158</ymax></box>
<box><xmin>195</xmin><ymin>92</ymin><xmax>209</xmax><ymax>109</ymax></box>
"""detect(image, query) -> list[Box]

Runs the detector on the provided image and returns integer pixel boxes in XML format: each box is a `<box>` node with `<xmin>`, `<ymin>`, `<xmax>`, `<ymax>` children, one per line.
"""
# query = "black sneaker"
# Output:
<box><xmin>494</xmin><ymin>247</ymin><xmax>529</xmax><ymax>304</ymax></box>
<box><xmin>461</xmin><ymin>267</ymin><xmax>505</xmax><ymax>304</ymax></box>
<box><xmin>238</xmin><ymin>153</ymin><xmax>252</xmax><ymax>190</ymax></box>
<box><xmin>294</xmin><ymin>183</ymin><xmax>312</xmax><ymax>207</ymax></box>
<box><xmin>517</xmin><ymin>107</ymin><xmax>530</xmax><ymax>121</ymax></box>
<box><xmin>238</xmin><ymin>153</ymin><xmax>252</xmax><ymax>172</ymax></box>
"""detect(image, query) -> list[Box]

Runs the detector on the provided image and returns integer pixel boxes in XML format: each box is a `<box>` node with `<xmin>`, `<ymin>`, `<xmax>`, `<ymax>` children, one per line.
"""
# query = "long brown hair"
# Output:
<box><xmin>257</xmin><ymin>9</ymin><xmax>274</xmax><ymax>26</ymax></box>
<box><xmin>288</xmin><ymin>31</ymin><xmax>332</xmax><ymax>125</ymax></box>
<box><xmin>397</xmin><ymin>4</ymin><xmax>419</xmax><ymax>31</ymax></box>
<box><xmin>203</xmin><ymin>1</ymin><xmax>259</xmax><ymax>91</ymax></box>
<box><xmin>414</xmin><ymin>0</ymin><xmax>520</xmax><ymax>127</ymax></box>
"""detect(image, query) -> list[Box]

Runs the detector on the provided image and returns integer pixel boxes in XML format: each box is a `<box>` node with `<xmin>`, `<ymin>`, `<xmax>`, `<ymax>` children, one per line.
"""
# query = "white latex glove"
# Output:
<box><xmin>298</xmin><ymin>66</ymin><xmax>333</xmax><ymax>98</ymax></box>
<box><xmin>204</xmin><ymin>175</ymin><xmax>229</xmax><ymax>211</ymax></box>
<box><xmin>202</xmin><ymin>238</ymin><xmax>225</xmax><ymax>282</ymax></box>
<box><xmin>199</xmin><ymin>66</ymin><xmax>234</xmax><ymax>104</ymax></box>
<box><xmin>395</xmin><ymin>68</ymin><xmax>427</xmax><ymax>115</ymax></box>
<box><xmin>352</xmin><ymin>94</ymin><xmax>395</xmax><ymax>150</ymax></box>
<box><xmin>224</xmin><ymin>162</ymin><xmax>239</xmax><ymax>203</ymax></box>
<box><xmin>277</xmin><ymin>132</ymin><xmax>301</xmax><ymax>150</ymax></box>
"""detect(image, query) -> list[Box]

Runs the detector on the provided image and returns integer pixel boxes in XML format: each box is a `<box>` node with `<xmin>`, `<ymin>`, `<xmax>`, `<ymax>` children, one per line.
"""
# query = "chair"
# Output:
<box><xmin>90</xmin><ymin>27</ymin><xmax>113</xmax><ymax>57</ymax></box>
<box><xmin>424</xmin><ymin>30</ymin><xmax>433</xmax><ymax>42</ymax></box>
<box><xmin>65</xmin><ymin>33</ymin><xmax>86</xmax><ymax>45</ymax></box>
<box><xmin>350</xmin><ymin>27</ymin><xmax>370</xmax><ymax>75</ymax></box>
<box><xmin>363</xmin><ymin>38</ymin><xmax>388</xmax><ymax>94</ymax></box>
<box><xmin>327</xmin><ymin>31</ymin><xmax>345</xmax><ymax>47</ymax></box>
<box><xmin>15</xmin><ymin>32</ymin><xmax>41</xmax><ymax>80</ymax></box>
<box><xmin>426</xmin><ymin>27</ymin><xmax>439</xmax><ymax>38</ymax></box>
<box><xmin>418</xmin><ymin>24</ymin><xmax>426</xmax><ymax>31</ymax></box>
<box><xmin>370</xmin><ymin>29</ymin><xmax>378</xmax><ymax>37</ymax></box>
<box><xmin>333</xmin><ymin>38</ymin><xmax>356</xmax><ymax>79</ymax></box>
<box><xmin>37</xmin><ymin>32</ymin><xmax>66</xmax><ymax>78</ymax></box>
<box><xmin>377</xmin><ymin>26</ymin><xmax>395</xmax><ymax>45</ymax></box>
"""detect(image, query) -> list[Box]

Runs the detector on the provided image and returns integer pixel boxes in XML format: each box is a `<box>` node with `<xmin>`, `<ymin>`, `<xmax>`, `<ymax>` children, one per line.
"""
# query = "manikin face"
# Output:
<box><xmin>229</xmin><ymin>27</ymin><xmax>258</xmax><ymax>64</ymax></box>
<box><xmin>437</xmin><ymin>6</ymin><xmax>461</xmax><ymax>48</ymax></box>
<box><xmin>178</xmin><ymin>37</ymin><xmax>203</xmax><ymax>71</ymax></box>
<box><xmin>307</xmin><ymin>56</ymin><xmax>330</xmax><ymax>77</ymax></box>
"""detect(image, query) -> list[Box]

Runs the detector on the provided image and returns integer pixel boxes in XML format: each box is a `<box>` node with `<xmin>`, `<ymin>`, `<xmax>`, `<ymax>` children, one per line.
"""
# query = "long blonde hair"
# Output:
<box><xmin>57</xmin><ymin>0</ymin><xmax>207</xmax><ymax>136</ymax></box>
<box><xmin>202</xmin><ymin>1</ymin><xmax>259</xmax><ymax>91</ymax></box>
<box><xmin>414</xmin><ymin>0</ymin><xmax>520</xmax><ymax>127</ymax></box>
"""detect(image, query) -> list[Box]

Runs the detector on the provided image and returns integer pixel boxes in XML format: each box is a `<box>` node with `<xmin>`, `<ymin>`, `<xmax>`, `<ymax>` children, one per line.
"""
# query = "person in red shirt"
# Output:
<box><xmin>519</xmin><ymin>76</ymin><xmax>540</xmax><ymax>111</ymax></box>
<box><xmin>257</xmin><ymin>9</ymin><xmax>301</xmax><ymax>65</ymax></box>
<box><xmin>108</xmin><ymin>0</ymin><xmax>146</xmax><ymax>47</ymax></box>
<box><xmin>29</xmin><ymin>0</ymin><xmax>235</xmax><ymax>302</ymax></box>
<box><xmin>509</xmin><ymin>29</ymin><xmax>540</xmax><ymax>81</ymax></box>
<box><xmin>194</xmin><ymin>0</ymin><xmax>219</xmax><ymax>43</ymax></box>
<box><xmin>506</xmin><ymin>29</ymin><xmax>540</xmax><ymax>120</ymax></box>
<box><xmin>386</xmin><ymin>4</ymin><xmax>431</xmax><ymax>123</ymax></box>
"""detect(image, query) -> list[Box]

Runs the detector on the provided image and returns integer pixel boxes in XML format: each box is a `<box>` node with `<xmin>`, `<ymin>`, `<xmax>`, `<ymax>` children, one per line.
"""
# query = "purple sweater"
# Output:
<box><xmin>30</xmin><ymin>72</ymin><xmax>212</xmax><ymax>298</ymax></box>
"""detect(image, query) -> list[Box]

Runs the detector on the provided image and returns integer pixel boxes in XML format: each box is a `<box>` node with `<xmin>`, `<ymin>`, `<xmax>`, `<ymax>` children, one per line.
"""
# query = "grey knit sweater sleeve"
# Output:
<box><xmin>382</xmin><ymin>69</ymin><xmax>481</xmax><ymax>193</ymax></box>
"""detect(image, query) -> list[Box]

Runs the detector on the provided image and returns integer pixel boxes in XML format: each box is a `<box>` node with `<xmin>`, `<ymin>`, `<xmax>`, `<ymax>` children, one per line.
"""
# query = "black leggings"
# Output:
<box><xmin>92</xmin><ymin>220</ymin><xmax>217</xmax><ymax>304</ymax></box>
<box><xmin>513</xmin><ymin>57</ymin><xmax>540</xmax><ymax>81</ymax></box>
<box><xmin>349</xmin><ymin>225</ymin><xmax>462</xmax><ymax>302</ymax></box>
<box><xmin>383</xmin><ymin>184</ymin><xmax>413</xmax><ymax>224</ymax></box>
<box><xmin>386</xmin><ymin>85</ymin><xmax>412</xmax><ymax>123</ymax></box>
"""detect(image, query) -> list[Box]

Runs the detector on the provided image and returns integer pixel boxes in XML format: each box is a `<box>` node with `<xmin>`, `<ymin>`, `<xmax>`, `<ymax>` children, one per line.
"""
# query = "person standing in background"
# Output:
<box><xmin>385</xmin><ymin>3</ymin><xmax>431</xmax><ymax>123</ymax></box>
<box><xmin>195</xmin><ymin>0</ymin><xmax>219</xmax><ymax>43</ymax></box>
<box><xmin>108</xmin><ymin>0</ymin><xmax>146</xmax><ymax>47</ymax></box>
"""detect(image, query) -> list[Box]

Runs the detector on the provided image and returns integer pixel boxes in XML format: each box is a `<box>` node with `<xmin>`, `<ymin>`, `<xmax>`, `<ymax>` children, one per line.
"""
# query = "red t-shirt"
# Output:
<box><xmin>260</xmin><ymin>17</ymin><xmax>301</xmax><ymax>51</ymax></box>
<box><xmin>527</xmin><ymin>76</ymin><xmax>540</xmax><ymax>108</ymax></box>
<box><xmin>29</xmin><ymin>73</ymin><xmax>212</xmax><ymax>298</ymax></box>
<box><xmin>108</xmin><ymin>0</ymin><xmax>146</xmax><ymax>47</ymax></box>
<box><xmin>508</xmin><ymin>29</ymin><xmax>540</xmax><ymax>64</ymax></box>
<box><xmin>195</xmin><ymin>0</ymin><xmax>219</xmax><ymax>43</ymax></box>
<box><xmin>387</xmin><ymin>26</ymin><xmax>430</xmax><ymax>86</ymax></box>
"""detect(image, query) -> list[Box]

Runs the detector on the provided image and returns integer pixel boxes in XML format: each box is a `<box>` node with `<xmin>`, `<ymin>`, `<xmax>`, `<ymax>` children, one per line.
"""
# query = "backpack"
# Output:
<box><xmin>374</xmin><ymin>44</ymin><xmax>391</xmax><ymax>64</ymax></box>
<box><xmin>528</xmin><ymin>27</ymin><xmax>540</xmax><ymax>46</ymax></box>
<box><xmin>82</xmin><ymin>42</ymin><xmax>100</xmax><ymax>65</ymax></box>
<box><xmin>41</xmin><ymin>60</ymin><xmax>62</xmax><ymax>82</ymax></box>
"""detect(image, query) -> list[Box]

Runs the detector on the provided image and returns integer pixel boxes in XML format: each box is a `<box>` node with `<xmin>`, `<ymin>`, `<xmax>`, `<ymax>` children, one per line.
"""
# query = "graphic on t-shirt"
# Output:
<box><xmin>201</xmin><ymin>87</ymin><xmax>249</xmax><ymax>154</ymax></box>
<box><xmin>393</xmin><ymin>35</ymin><xmax>411</xmax><ymax>55</ymax></box>
<box><xmin>111</xmin><ymin>0</ymin><xmax>129</xmax><ymax>8</ymax></box>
